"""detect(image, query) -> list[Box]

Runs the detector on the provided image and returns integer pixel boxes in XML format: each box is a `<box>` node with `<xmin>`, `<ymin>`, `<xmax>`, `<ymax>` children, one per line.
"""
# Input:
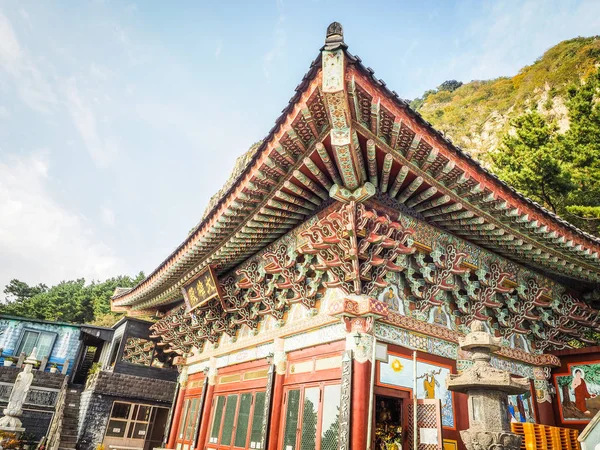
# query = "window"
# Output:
<box><xmin>209</xmin><ymin>397</ymin><xmax>226</xmax><ymax>444</ymax></box>
<box><xmin>104</xmin><ymin>401</ymin><xmax>168</xmax><ymax>441</ymax></box>
<box><xmin>181</xmin><ymin>398</ymin><xmax>200</xmax><ymax>442</ymax></box>
<box><xmin>16</xmin><ymin>329</ymin><xmax>57</xmax><ymax>359</ymax></box>
<box><xmin>234</xmin><ymin>393</ymin><xmax>252</xmax><ymax>447</ymax></box>
<box><xmin>108</xmin><ymin>338</ymin><xmax>122</xmax><ymax>366</ymax></box>
<box><xmin>281</xmin><ymin>383</ymin><xmax>341</xmax><ymax>450</ymax></box>
<box><xmin>122</xmin><ymin>337</ymin><xmax>163</xmax><ymax>367</ymax></box>
<box><xmin>207</xmin><ymin>390</ymin><xmax>266</xmax><ymax>448</ymax></box>
<box><xmin>249</xmin><ymin>392</ymin><xmax>266</xmax><ymax>448</ymax></box>
<box><xmin>220</xmin><ymin>395</ymin><xmax>238</xmax><ymax>446</ymax></box>
<box><xmin>178</xmin><ymin>399</ymin><xmax>190</xmax><ymax>440</ymax></box>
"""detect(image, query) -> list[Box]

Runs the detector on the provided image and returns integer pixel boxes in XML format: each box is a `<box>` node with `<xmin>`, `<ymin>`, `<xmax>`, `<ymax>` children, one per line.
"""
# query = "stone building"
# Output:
<box><xmin>0</xmin><ymin>315</ymin><xmax>178</xmax><ymax>450</ymax></box>
<box><xmin>75</xmin><ymin>317</ymin><xmax>179</xmax><ymax>450</ymax></box>
<box><xmin>111</xmin><ymin>24</ymin><xmax>600</xmax><ymax>450</ymax></box>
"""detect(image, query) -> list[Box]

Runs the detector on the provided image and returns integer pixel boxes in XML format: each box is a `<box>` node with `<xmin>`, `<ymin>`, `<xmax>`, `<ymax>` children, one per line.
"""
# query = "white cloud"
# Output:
<box><xmin>0</xmin><ymin>152</ymin><xmax>125</xmax><ymax>290</ymax></box>
<box><xmin>263</xmin><ymin>1</ymin><xmax>286</xmax><ymax>80</ymax></box>
<box><xmin>89</xmin><ymin>63</ymin><xmax>109</xmax><ymax>81</ymax></box>
<box><xmin>0</xmin><ymin>105</ymin><xmax>9</xmax><ymax>118</ymax></box>
<box><xmin>19</xmin><ymin>8</ymin><xmax>32</xmax><ymax>30</ymax></box>
<box><xmin>65</xmin><ymin>78</ymin><xmax>118</xmax><ymax>167</ymax></box>
<box><xmin>100</xmin><ymin>207</ymin><xmax>116</xmax><ymax>227</ymax></box>
<box><xmin>0</xmin><ymin>10</ymin><xmax>56</xmax><ymax>113</ymax></box>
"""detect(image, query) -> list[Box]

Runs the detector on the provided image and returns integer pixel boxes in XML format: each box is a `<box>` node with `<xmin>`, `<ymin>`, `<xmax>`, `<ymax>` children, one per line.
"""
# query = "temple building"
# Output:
<box><xmin>111</xmin><ymin>23</ymin><xmax>600</xmax><ymax>450</ymax></box>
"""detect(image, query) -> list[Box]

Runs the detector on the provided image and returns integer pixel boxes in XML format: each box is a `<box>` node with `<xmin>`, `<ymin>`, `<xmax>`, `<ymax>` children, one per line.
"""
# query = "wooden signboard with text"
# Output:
<box><xmin>181</xmin><ymin>265</ymin><xmax>222</xmax><ymax>312</ymax></box>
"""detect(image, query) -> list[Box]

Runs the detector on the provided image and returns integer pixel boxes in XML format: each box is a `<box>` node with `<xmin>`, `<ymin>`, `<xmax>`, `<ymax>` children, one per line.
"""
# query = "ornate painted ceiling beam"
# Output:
<box><xmin>315</xmin><ymin>143</ymin><xmax>343</xmax><ymax>185</ymax></box>
<box><xmin>321</xmin><ymin>33</ymin><xmax>364</xmax><ymax>192</ymax></box>
<box><xmin>388</xmin><ymin>165</ymin><xmax>409</xmax><ymax>198</ymax></box>
<box><xmin>352</xmin><ymin>121</ymin><xmax>600</xmax><ymax>280</ymax></box>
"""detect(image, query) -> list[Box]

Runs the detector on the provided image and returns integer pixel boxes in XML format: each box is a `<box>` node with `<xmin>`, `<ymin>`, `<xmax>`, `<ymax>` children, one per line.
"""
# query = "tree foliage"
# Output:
<box><xmin>491</xmin><ymin>68</ymin><xmax>600</xmax><ymax>235</ymax></box>
<box><xmin>3</xmin><ymin>280</ymin><xmax>48</xmax><ymax>304</ymax></box>
<box><xmin>438</xmin><ymin>80</ymin><xmax>463</xmax><ymax>92</ymax></box>
<box><xmin>0</xmin><ymin>273</ymin><xmax>145</xmax><ymax>326</ymax></box>
<box><xmin>492</xmin><ymin>111</ymin><xmax>571</xmax><ymax>213</ymax></box>
<box><xmin>415</xmin><ymin>36</ymin><xmax>600</xmax><ymax>161</ymax></box>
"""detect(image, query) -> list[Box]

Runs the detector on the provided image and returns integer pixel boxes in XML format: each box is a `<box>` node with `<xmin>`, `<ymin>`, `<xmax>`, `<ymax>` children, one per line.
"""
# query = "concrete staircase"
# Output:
<box><xmin>57</xmin><ymin>385</ymin><xmax>83</xmax><ymax>450</ymax></box>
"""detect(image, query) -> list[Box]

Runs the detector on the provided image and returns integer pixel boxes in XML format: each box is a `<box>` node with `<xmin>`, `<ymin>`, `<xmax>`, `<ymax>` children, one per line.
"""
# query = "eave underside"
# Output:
<box><xmin>147</xmin><ymin>198</ymin><xmax>600</xmax><ymax>362</ymax></box>
<box><xmin>113</xmin><ymin>50</ymin><xmax>600</xmax><ymax>314</ymax></box>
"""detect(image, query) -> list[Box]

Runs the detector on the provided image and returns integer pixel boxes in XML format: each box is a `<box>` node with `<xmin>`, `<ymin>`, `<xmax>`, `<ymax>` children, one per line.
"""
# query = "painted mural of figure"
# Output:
<box><xmin>512</xmin><ymin>334</ymin><xmax>526</xmax><ymax>352</ymax></box>
<box><xmin>383</xmin><ymin>287</ymin><xmax>404</xmax><ymax>314</ymax></box>
<box><xmin>433</xmin><ymin>306</ymin><xmax>448</xmax><ymax>327</ymax></box>
<box><xmin>423</xmin><ymin>373</ymin><xmax>439</xmax><ymax>399</ymax></box>
<box><xmin>572</xmin><ymin>369</ymin><xmax>595</xmax><ymax>415</ymax></box>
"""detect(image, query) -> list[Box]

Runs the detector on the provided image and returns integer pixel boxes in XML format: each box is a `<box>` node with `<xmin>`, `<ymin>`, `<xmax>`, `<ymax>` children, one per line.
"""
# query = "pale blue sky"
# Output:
<box><xmin>1</xmin><ymin>0</ymin><xmax>599</xmax><ymax>290</ymax></box>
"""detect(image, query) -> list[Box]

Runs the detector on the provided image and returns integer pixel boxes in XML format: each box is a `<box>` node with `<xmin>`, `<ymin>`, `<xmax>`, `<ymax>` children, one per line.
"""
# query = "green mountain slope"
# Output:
<box><xmin>412</xmin><ymin>36</ymin><xmax>600</xmax><ymax>163</ymax></box>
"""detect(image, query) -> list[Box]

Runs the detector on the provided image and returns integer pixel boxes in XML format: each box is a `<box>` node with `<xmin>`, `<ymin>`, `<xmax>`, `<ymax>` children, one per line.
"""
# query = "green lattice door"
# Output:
<box><xmin>280</xmin><ymin>384</ymin><xmax>341</xmax><ymax>450</ymax></box>
<box><xmin>205</xmin><ymin>390</ymin><xmax>266</xmax><ymax>449</ymax></box>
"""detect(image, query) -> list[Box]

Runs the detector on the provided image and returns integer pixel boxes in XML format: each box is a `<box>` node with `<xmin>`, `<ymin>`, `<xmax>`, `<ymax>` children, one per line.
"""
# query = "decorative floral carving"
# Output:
<box><xmin>299</xmin><ymin>202</ymin><xmax>415</xmax><ymax>296</ymax></box>
<box><xmin>406</xmin><ymin>241</ymin><xmax>468</xmax><ymax>313</ymax></box>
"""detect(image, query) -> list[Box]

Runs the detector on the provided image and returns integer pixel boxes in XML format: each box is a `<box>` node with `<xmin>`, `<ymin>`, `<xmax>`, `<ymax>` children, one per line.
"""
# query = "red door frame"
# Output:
<box><xmin>277</xmin><ymin>341</ymin><xmax>345</xmax><ymax>450</ymax></box>
<box><xmin>202</xmin><ymin>359</ymin><xmax>271</xmax><ymax>450</ymax></box>
<box><xmin>207</xmin><ymin>389</ymin><xmax>265</xmax><ymax>450</ymax></box>
<box><xmin>278</xmin><ymin>380</ymin><xmax>342</xmax><ymax>450</ymax></box>
<box><xmin>174</xmin><ymin>375</ymin><xmax>205</xmax><ymax>450</ymax></box>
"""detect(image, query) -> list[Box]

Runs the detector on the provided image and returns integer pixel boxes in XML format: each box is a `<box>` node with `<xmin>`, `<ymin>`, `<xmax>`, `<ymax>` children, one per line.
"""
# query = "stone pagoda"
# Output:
<box><xmin>447</xmin><ymin>321</ymin><xmax>529</xmax><ymax>450</ymax></box>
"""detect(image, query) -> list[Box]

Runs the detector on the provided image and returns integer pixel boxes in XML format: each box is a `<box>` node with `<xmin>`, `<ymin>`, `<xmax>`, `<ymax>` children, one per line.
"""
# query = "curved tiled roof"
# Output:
<box><xmin>112</xmin><ymin>26</ymin><xmax>599</xmax><ymax>312</ymax></box>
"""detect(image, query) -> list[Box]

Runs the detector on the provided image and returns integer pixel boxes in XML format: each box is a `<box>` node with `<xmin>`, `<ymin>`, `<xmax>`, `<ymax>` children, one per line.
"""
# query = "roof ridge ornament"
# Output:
<box><xmin>324</xmin><ymin>21</ymin><xmax>345</xmax><ymax>50</ymax></box>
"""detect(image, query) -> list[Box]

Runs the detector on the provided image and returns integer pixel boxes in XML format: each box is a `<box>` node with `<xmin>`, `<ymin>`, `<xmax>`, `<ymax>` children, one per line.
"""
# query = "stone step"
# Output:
<box><xmin>59</xmin><ymin>437</ymin><xmax>78</xmax><ymax>445</ymax></box>
<box><xmin>60</xmin><ymin>433</ymin><xmax>78</xmax><ymax>439</ymax></box>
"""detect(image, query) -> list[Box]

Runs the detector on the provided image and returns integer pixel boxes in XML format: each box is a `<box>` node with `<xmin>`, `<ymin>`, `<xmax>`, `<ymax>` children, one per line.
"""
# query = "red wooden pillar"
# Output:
<box><xmin>351</xmin><ymin>358</ymin><xmax>371</xmax><ymax>450</ymax></box>
<box><xmin>195</xmin><ymin>382</ymin><xmax>215</xmax><ymax>449</ymax></box>
<box><xmin>167</xmin><ymin>383</ymin><xmax>187</xmax><ymax>448</ymax></box>
<box><xmin>267</xmin><ymin>370</ymin><xmax>285</xmax><ymax>450</ymax></box>
<box><xmin>536</xmin><ymin>398</ymin><xmax>556</xmax><ymax>426</ymax></box>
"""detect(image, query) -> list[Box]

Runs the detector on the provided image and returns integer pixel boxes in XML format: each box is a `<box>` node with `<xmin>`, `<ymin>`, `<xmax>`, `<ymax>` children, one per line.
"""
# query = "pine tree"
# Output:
<box><xmin>491</xmin><ymin>111</ymin><xmax>572</xmax><ymax>213</ymax></box>
<box><xmin>561</xmin><ymin>68</ymin><xmax>600</xmax><ymax>229</ymax></box>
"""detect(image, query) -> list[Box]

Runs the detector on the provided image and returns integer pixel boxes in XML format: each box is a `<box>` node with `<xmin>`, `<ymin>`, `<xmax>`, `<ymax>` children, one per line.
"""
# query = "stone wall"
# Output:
<box><xmin>77</xmin><ymin>390</ymin><xmax>113</xmax><ymax>450</ymax></box>
<box><xmin>77</xmin><ymin>370</ymin><xmax>176</xmax><ymax>450</ymax></box>
<box><xmin>0</xmin><ymin>366</ymin><xmax>64</xmax><ymax>442</ymax></box>
<box><xmin>0</xmin><ymin>366</ymin><xmax>65</xmax><ymax>389</ymax></box>
<box><xmin>19</xmin><ymin>409</ymin><xmax>54</xmax><ymax>442</ymax></box>
<box><xmin>90</xmin><ymin>370</ymin><xmax>176</xmax><ymax>403</ymax></box>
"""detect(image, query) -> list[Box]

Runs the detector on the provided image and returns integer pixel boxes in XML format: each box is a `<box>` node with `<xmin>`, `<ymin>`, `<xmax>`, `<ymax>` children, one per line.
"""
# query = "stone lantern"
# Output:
<box><xmin>447</xmin><ymin>321</ymin><xmax>529</xmax><ymax>450</ymax></box>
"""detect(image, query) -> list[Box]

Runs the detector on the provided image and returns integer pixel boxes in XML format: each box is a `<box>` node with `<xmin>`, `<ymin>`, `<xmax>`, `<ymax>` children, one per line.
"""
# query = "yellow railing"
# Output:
<box><xmin>511</xmin><ymin>422</ymin><xmax>580</xmax><ymax>450</ymax></box>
